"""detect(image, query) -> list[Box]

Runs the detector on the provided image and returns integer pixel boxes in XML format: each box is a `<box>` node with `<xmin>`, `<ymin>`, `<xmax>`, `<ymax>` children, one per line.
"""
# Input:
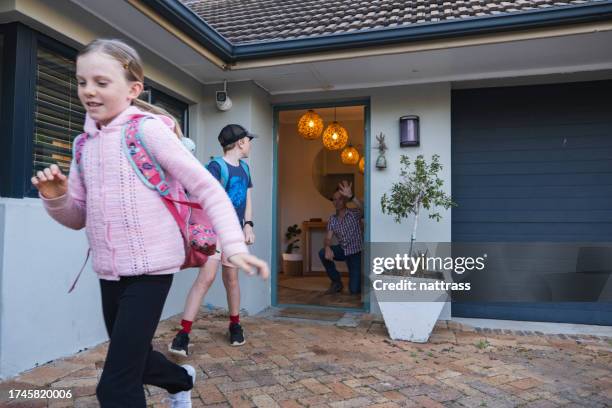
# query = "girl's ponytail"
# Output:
<box><xmin>79</xmin><ymin>38</ymin><xmax>184</xmax><ymax>139</ymax></box>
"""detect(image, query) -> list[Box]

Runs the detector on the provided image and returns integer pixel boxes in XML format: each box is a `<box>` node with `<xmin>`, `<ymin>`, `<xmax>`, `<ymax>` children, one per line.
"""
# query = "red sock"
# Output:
<box><xmin>229</xmin><ymin>315</ymin><xmax>240</xmax><ymax>325</ymax></box>
<box><xmin>179</xmin><ymin>319</ymin><xmax>193</xmax><ymax>334</ymax></box>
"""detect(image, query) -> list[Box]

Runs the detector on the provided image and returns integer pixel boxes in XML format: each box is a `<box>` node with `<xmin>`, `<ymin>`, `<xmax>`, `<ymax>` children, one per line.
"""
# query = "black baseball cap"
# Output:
<box><xmin>218</xmin><ymin>124</ymin><xmax>258</xmax><ymax>147</ymax></box>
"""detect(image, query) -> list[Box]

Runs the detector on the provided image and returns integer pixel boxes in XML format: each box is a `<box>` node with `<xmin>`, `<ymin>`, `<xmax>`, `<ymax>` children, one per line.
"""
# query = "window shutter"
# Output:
<box><xmin>151</xmin><ymin>89</ymin><xmax>188</xmax><ymax>137</ymax></box>
<box><xmin>33</xmin><ymin>46</ymin><xmax>85</xmax><ymax>175</ymax></box>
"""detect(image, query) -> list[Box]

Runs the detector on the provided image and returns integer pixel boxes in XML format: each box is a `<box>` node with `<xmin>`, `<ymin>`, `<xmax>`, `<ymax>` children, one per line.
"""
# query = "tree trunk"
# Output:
<box><xmin>409</xmin><ymin>203</ymin><xmax>420</xmax><ymax>259</ymax></box>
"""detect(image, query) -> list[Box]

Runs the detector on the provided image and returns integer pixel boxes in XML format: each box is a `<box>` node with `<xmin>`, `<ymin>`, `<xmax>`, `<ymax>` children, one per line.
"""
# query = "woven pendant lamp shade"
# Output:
<box><xmin>341</xmin><ymin>145</ymin><xmax>359</xmax><ymax>164</ymax></box>
<box><xmin>322</xmin><ymin>121</ymin><xmax>348</xmax><ymax>150</ymax></box>
<box><xmin>297</xmin><ymin>110</ymin><xmax>323</xmax><ymax>140</ymax></box>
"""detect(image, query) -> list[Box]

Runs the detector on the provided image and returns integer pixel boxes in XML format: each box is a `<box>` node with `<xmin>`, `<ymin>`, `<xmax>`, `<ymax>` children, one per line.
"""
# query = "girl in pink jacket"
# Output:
<box><xmin>31</xmin><ymin>39</ymin><xmax>269</xmax><ymax>408</ymax></box>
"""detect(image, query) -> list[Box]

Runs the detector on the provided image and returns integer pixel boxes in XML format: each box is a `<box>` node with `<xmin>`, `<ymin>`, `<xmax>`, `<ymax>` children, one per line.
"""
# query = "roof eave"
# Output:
<box><xmin>139</xmin><ymin>0</ymin><xmax>234</xmax><ymax>60</ymax></box>
<box><xmin>142</xmin><ymin>1</ymin><xmax>612</xmax><ymax>63</ymax></box>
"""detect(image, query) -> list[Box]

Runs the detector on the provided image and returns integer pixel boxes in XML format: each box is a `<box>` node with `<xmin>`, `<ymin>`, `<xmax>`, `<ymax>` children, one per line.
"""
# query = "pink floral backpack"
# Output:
<box><xmin>73</xmin><ymin>115</ymin><xmax>217</xmax><ymax>278</ymax></box>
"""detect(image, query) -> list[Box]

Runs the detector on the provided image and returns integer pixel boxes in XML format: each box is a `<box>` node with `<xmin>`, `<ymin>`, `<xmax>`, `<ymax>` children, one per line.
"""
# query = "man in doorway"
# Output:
<box><xmin>318</xmin><ymin>181</ymin><xmax>363</xmax><ymax>295</ymax></box>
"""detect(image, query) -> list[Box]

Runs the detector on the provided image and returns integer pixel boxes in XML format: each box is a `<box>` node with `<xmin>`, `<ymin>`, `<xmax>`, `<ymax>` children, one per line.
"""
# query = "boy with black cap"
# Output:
<box><xmin>170</xmin><ymin>124</ymin><xmax>257</xmax><ymax>354</ymax></box>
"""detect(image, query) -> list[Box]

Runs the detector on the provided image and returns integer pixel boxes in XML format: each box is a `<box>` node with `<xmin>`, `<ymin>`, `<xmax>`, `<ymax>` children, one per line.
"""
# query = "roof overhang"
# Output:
<box><xmin>137</xmin><ymin>0</ymin><xmax>612</xmax><ymax>64</ymax></box>
<box><xmin>69</xmin><ymin>0</ymin><xmax>612</xmax><ymax>94</ymax></box>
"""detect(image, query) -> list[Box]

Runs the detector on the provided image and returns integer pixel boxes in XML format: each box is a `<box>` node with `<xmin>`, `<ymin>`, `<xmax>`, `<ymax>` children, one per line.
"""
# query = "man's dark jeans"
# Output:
<box><xmin>318</xmin><ymin>245</ymin><xmax>362</xmax><ymax>294</ymax></box>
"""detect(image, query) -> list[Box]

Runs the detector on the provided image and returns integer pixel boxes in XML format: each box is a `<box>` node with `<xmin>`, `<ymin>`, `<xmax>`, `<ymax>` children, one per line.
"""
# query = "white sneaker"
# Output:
<box><xmin>167</xmin><ymin>364</ymin><xmax>196</xmax><ymax>408</ymax></box>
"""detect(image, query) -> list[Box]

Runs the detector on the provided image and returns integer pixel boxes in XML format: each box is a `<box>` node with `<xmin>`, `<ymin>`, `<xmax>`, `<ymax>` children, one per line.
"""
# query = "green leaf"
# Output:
<box><xmin>379</xmin><ymin>154</ymin><xmax>458</xmax><ymax>240</ymax></box>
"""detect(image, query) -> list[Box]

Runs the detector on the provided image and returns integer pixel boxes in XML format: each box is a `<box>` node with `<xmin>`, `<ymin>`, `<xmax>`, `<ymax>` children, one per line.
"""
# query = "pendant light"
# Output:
<box><xmin>297</xmin><ymin>109</ymin><xmax>323</xmax><ymax>140</ymax></box>
<box><xmin>322</xmin><ymin>107</ymin><xmax>348</xmax><ymax>150</ymax></box>
<box><xmin>341</xmin><ymin>144</ymin><xmax>359</xmax><ymax>165</ymax></box>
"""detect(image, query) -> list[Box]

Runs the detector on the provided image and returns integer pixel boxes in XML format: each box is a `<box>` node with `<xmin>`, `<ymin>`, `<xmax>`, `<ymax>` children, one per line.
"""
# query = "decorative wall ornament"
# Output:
<box><xmin>375</xmin><ymin>132</ymin><xmax>388</xmax><ymax>169</ymax></box>
<box><xmin>358</xmin><ymin>156</ymin><xmax>365</xmax><ymax>174</ymax></box>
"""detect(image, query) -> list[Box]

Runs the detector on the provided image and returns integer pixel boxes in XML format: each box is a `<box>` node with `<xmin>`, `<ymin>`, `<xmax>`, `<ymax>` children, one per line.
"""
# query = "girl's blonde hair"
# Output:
<box><xmin>78</xmin><ymin>39</ymin><xmax>183</xmax><ymax>138</ymax></box>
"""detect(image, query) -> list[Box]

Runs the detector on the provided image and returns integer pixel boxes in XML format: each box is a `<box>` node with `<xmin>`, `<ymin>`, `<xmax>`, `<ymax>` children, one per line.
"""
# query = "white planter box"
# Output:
<box><xmin>282</xmin><ymin>253</ymin><xmax>303</xmax><ymax>261</ymax></box>
<box><xmin>282</xmin><ymin>253</ymin><xmax>303</xmax><ymax>276</ymax></box>
<box><xmin>375</xmin><ymin>275</ymin><xmax>447</xmax><ymax>343</ymax></box>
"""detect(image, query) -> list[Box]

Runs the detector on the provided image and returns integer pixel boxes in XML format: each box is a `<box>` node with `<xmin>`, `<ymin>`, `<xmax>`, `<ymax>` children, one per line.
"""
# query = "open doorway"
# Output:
<box><xmin>276</xmin><ymin>105</ymin><xmax>366</xmax><ymax>309</ymax></box>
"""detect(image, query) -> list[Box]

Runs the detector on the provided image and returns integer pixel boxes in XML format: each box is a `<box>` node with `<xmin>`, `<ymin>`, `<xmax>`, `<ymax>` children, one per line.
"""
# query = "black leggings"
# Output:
<box><xmin>97</xmin><ymin>274</ymin><xmax>192</xmax><ymax>407</ymax></box>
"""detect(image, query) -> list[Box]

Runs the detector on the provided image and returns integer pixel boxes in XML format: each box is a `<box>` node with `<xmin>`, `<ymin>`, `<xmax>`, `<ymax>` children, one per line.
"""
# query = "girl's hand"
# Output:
<box><xmin>31</xmin><ymin>164</ymin><xmax>68</xmax><ymax>199</ymax></box>
<box><xmin>228</xmin><ymin>253</ymin><xmax>269</xmax><ymax>279</ymax></box>
<box><xmin>244</xmin><ymin>225</ymin><xmax>255</xmax><ymax>245</ymax></box>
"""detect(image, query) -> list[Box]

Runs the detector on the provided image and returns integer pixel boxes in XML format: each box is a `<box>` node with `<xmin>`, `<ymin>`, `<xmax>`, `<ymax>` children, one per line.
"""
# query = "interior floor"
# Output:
<box><xmin>277</xmin><ymin>272</ymin><xmax>363</xmax><ymax>308</ymax></box>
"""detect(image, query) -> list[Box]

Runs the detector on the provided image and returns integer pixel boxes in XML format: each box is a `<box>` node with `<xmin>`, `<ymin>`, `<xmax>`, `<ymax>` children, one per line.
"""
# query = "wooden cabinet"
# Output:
<box><xmin>301</xmin><ymin>220</ymin><xmax>327</xmax><ymax>274</ymax></box>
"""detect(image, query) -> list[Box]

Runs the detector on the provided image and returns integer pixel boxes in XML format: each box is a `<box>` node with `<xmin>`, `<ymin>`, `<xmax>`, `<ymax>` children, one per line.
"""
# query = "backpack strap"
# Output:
<box><xmin>68</xmin><ymin>248</ymin><xmax>90</xmax><ymax>294</ymax></box>
<box><xmin>238</xmin><ymin>159</ymin><xmax>251</xmax><ymax>186</ymax></box>
<box><xmin>212</xmin><ymin>156</ymin><xmax>230</xmax><ymax>190</ymax></box>
<box><xmin>74</xmin><ymin>132</ymin><xmax>89</xmax><ymax>177</ymax></box>
<box><xmin>122</xmin><ymin>115</ymin><xmax>202</xmax><ymax>232</ymax></box>
<box><xmin>211</xmin><ymin>157</ymin><xmax>250</xmax><ymax>190</ymax></box>
<box><xmin>123</xmin><ymin>115</ymin><xmax>171</xmax><ymax>196</ymax></box>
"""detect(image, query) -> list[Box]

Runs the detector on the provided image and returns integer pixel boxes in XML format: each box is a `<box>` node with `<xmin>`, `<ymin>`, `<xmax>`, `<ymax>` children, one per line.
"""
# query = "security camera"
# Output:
<box><xmin>216</xmin><ymin>81</ymin><xmax>232</xmax><ymax>111</ymax></box>
<box><xmin>216</xmin><ymin>91</ymin><xmax>232</xmax><ymax>111</ymax></box>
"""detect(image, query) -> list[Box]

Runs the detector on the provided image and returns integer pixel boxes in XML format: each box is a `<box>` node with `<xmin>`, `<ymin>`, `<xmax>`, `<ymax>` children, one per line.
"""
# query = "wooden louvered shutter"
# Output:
<box><xmin>151</xmin><ymin>89</ymin><xmax>187</xmax><ymax>135</ymax></box>
<box><xmin>33</xmin><ymin>46</ymin><xmax>85</xmax><ymax>175</ymax></box>
<box><xmin>139</xmin><ymin>87</ymin><xmax>188</xmax><ymax>136</ymax></box>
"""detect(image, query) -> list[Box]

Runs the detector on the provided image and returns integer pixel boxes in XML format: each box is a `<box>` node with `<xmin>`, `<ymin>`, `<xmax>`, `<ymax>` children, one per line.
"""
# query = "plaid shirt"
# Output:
<box><xmin>328</xmin><ymin>208</ymin><xmax>363</xmax><ymax>256</ymax></box>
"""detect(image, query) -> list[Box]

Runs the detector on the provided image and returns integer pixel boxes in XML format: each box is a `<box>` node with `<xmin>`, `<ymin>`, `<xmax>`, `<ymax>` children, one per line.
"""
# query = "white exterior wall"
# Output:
<box><xmin>369</xmin><ymin>83</ymin><xmax>452</xmax><ymax>243</ymax></box>
<box><xmin>187</xmin><ymin>81</ymin><xmax>273</xmax><ymax>315</ymax></box>
<box><xmin>0</xmin><ymin>199</ymin><xmax>106</xmax><ymax>379</ymax></box>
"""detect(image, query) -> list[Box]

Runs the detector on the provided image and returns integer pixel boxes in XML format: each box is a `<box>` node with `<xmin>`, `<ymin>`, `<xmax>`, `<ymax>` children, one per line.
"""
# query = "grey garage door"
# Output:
<box><xmin>451</xmin><ymin>80</ymin><xmax>612</xmax><ymax>325</ymax></box>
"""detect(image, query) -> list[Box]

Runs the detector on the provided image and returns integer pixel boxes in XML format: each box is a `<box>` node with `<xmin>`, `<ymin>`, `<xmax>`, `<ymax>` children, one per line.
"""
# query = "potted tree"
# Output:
<box><xmin>378</xmin><ymin>154</ymin><xmax>456</xmax><ymax>342</ymax></box>
<box><xmin>282</xmin><ymin>224</ymin><xmax>303</xmax><ymax>276</ymax></box>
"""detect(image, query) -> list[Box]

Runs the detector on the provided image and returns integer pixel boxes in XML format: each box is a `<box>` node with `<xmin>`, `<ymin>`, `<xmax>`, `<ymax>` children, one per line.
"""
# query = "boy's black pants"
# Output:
<box><xmin>97</xmin><ymin>274</ymin><xmax>192</xmax><ymax>407</ymax></box>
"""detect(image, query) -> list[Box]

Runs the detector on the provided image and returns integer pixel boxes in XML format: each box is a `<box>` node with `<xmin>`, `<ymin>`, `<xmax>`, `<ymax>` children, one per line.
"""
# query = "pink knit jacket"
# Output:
<box><xmin>42</xmin><ymin>106</ymin><xmax>248</xmax><ymax>280</ymax></box>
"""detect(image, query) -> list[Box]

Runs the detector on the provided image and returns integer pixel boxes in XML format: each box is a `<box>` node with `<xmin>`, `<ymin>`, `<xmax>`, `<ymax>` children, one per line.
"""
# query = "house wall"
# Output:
<box><xmin>0</xmin><ymin>199</ymin><xmax>106</xmax><ymax>379</ymax></box>
<box><xmin>0</xmin><ymin>0</ymin><xmax>237</xmax><ymax>379</ymax></box>
<box><xmin>271</xmin><ymin>83</ymin><xmax>452</xmax><ymax>315</ymax></box>
<box><xmin>183</xmin><ymin>81</ymin><xmax>274</xmax><ymax>316</ymax></box>
<box><xmin>0</xmin><ymin>0</ymin><xmax>452</xmax><ymax>378</ymax></box>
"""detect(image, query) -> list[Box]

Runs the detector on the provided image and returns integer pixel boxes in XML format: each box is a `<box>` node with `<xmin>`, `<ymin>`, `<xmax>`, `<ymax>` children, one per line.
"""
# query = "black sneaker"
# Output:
<box><xmin>229</xmin><ymin>323</ymin><xmax>245</xmax><ymax>346</ymax></box>
<box><xmin>168</xmin><ymin>331</ymin><xmax>190</xmax><ymax>356</ymax></box>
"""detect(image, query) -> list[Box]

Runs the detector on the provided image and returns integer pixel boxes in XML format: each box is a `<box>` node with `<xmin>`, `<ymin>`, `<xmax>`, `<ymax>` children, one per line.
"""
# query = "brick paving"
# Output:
<box><xmin>1</xmin><ymin>309</ymin><xmax>611</xmax><ymax>407</ymax></box>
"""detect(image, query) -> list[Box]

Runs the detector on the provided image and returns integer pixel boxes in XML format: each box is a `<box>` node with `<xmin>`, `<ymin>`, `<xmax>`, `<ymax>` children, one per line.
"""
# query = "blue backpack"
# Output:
<box><xmin>209</xmin><ymin>157</ymin><xmax>251</xmax><ymax>190</ymax></box>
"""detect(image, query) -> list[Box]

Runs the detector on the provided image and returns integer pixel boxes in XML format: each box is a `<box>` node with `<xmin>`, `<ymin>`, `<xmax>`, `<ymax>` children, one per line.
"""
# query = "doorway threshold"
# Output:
<box><xmin>260</xmin><ymin>305</ymin><xmax>367</xmax><ymax>327</ymax></box>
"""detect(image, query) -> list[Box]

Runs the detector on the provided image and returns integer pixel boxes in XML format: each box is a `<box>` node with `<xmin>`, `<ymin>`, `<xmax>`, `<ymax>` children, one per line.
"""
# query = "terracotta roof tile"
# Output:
<box><xmin>179</xmin><ymin>0</ymin><xmax>606</xmax><ymax>44</ymax></box>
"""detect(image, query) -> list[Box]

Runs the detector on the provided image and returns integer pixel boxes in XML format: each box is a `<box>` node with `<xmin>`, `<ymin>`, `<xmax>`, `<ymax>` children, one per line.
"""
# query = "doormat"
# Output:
<box><xmin>278</xmin><ymin>276</ymin><xmax>348</xmax><ymax>292</ymax></box>
<box><xmin>276</xmin><ymin>308</ymin><xmax>345</xmax><ymax>321</ymax></box>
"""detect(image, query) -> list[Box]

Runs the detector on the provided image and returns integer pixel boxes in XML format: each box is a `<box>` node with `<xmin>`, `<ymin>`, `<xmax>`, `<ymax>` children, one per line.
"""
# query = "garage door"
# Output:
<box><xmin>451</xmin><ymin>80</ymin><xmax>612</xmax><ymax>325</ymax></box>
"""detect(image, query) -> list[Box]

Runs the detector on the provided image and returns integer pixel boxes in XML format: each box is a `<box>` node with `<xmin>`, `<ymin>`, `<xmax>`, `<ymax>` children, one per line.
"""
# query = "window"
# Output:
<box><xmin>0</xmin><ymin>24</ymin><xmax>190</xmax><ymax>198</ymax></box>
<box><xmin>0</xmin><ymin>34</ymin><xmax>4</xmax><ymax>113</ymax></box>
<box><xmin>33</xmin><ymin>45</ymin><xmax>85</xmax><ymax>175</ymax></box>
<box><xmin>140</xmin><ymin>85</ymin><xmax>189</xmax><ymax>137</ymax></box>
